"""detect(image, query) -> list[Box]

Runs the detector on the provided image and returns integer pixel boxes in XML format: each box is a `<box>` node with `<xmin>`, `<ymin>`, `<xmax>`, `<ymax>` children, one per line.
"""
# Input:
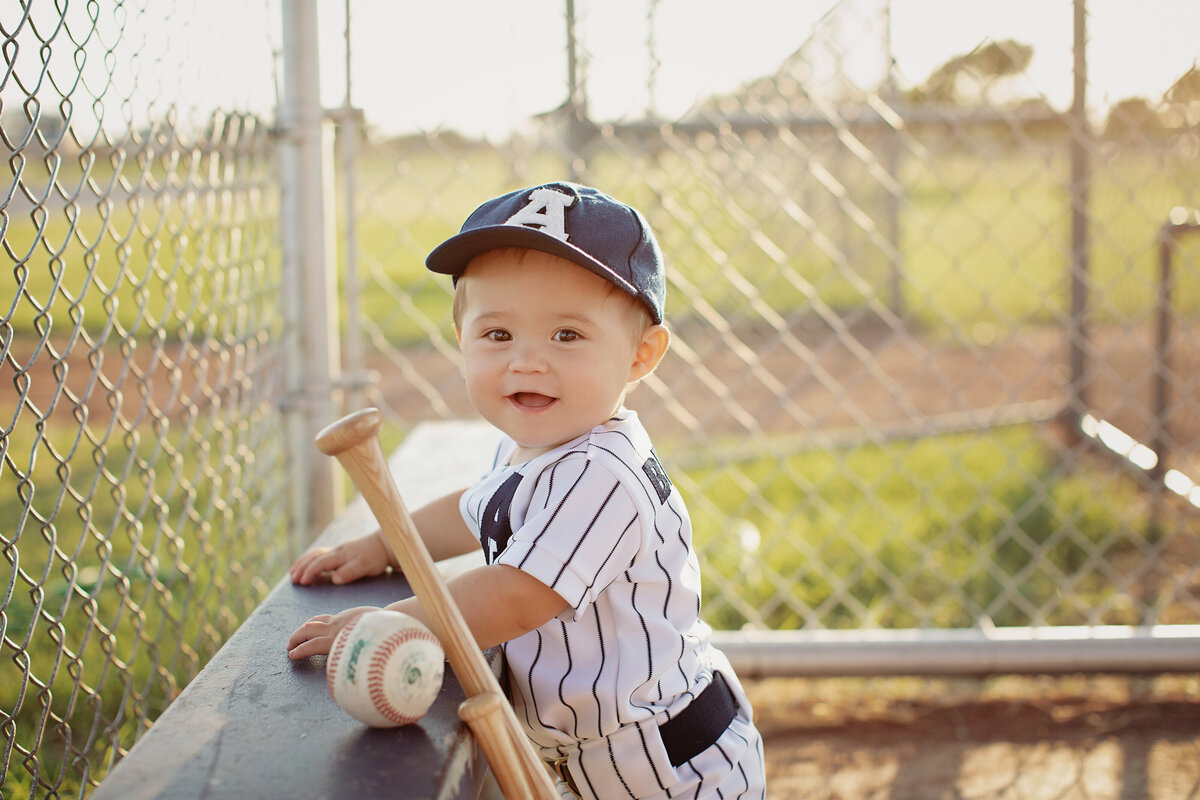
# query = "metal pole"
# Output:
<box><xmin>565</xmin><ymin>0</ymin><xmax>589</xmax><ymax>180</ymax></box>
<box><xmin>713</xmin><ymin>626</ymin><xmax>1200</xmax><ymax>678</ymax></box>
<box><xmin>1151</xmin><ymin>228</ymin><xmax>1173</xmax><ymax>487</ymax></box>
<box><xmin>280</xmin><ymin>0</ymin><xmax>341</xmax><ymax>548</ymax></box>
<box><xmin>1066</xmin><ymin>0</ymin><xmax>1091</xmax><ymax>430</ymax></box>
<box><xmin>645</xmin><ymin>0</ymin><xmax>659</xmax><ymax>118</ymax></box>
<box><xmin>339</xmin><ymin>0</ymin><xmax>368</xmax><ymax>413</ymax></box>
<box><xmin>883</xmin><ymin>0</ymin><xmax>904</xmax><ymax>318</ymax></box>
<box><xmin>1151</xmin><ymin>209</ymin><xmax>1200</xmax><ymax>516</ymax></box>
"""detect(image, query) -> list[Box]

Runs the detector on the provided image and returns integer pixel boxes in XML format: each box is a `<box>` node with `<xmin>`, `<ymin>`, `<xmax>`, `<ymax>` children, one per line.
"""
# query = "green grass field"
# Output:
<box><xmin>9</xmin><ymin>141</ymin><xmax>1198</xmax><ymax>345</ymax></box>
<box><xmin>686</xmin><ymin>425</ymin><xmax>1162</xmax><ymax>631</ymax></box>
<box><xmin>338</xmin><ymin>143</ymin><xmax>1200</xmax><ymax>345</ymax></box>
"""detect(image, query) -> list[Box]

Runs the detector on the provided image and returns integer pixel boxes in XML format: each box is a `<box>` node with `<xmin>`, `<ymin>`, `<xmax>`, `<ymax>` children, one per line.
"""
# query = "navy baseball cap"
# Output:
<box><xmin>426</xmin><ymin>181</ymin><xmax>666</xmax><ymax>324</ymax></box>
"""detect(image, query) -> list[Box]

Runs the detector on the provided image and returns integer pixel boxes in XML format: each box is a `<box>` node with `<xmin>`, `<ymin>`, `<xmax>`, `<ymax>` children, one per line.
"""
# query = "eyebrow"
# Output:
<box><xmin>549</xmin><ymin>311</ymin><xmax>599</xmax><ymax>326</ymax></box>
<box><xmin>469</xmin><ymin>309</ymin><xmax>600</xmax><ymax>327</ymax></box>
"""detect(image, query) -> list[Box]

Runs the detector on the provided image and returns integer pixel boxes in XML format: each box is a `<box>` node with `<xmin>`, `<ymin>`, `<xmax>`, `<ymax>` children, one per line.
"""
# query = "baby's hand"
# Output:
<box><xmin>286</xmin><ymin>605</ymin><xmax>376</xmax><ymax>660</ymax></box>
<box><xmin>289</xmin><ymin>532</ymin><xmax>393</xmax><ymax>585</ymax></box>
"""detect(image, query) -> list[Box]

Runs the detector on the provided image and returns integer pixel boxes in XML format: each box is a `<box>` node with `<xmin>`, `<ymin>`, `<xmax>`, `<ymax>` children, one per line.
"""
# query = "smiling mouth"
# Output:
<box><xmin>509</xmin><ymin>392</ymin><xmax>556</xmax><ymax>409</ymax></box>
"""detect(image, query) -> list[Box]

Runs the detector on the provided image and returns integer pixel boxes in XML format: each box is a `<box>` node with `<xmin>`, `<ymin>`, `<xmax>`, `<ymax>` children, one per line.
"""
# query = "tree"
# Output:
<box><xmin>1165</xmin><ymin>65</ymin><xmax>1200</xmax><ymax>104</ymax></box>
<box><xmin>1164</xmin><ymin>65</ymin><xmax>1200</xmax><ymax>128</ymax></box>
<box><xmin>906</xmin><ymin>39</ymin><xmax>1034</xmax><ymax>105</ymax></box>
<box><xmin>1103</xmin><ymin>97</ymin><xmax>1166</xmax><ymax>142</ymax></box>
<box><xmin>0</xmin><ymin>103</ymin><xmax>68</xmax><ymax>152</ymax></box>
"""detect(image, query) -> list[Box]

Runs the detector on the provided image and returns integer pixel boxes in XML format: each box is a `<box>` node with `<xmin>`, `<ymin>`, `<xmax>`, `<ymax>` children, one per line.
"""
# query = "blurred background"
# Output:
<box><xmin>2</xmin><ymin>1</ymin><xmax>1198</xmax><ymax>796</ymax></box>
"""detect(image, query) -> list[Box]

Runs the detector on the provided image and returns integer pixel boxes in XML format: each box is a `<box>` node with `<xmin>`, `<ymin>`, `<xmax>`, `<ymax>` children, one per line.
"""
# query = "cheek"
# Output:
<box><xmin>460</xmin><ymin>351</ymin><xmax>493</xmax><ymax>388</ymax></box>
<box><xmin>579</xmin><ymin>357</ymin><xmax>631</xmax><ymax>397</ymax></box>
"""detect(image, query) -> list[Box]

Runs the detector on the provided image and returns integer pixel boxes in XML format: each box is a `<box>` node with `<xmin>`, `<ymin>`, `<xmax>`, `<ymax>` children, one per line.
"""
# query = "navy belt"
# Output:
<box><xmin>546</xmin><ymin>672</ymin><xmax>739</xmax><ymax>795</ymax></box>
<box><xmin>660</xmin><ymin>672</ymin><xmax>739</xmax><ymax>766</ymax></box>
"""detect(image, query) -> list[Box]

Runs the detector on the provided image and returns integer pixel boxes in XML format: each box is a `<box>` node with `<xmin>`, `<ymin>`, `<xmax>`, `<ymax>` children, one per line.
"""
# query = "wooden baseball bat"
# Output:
<box><xmin>315</xmin><ymin>408</ymin><xmax>559</xmax><ymax>800</ymax></box>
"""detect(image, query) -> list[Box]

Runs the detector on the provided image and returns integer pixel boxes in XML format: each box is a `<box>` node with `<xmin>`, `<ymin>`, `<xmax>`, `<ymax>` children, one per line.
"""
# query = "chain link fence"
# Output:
<box><xmin>2</xmin><ymin>2</ymin><xmax>287</xmax><ymax>797</ymax></box>
<box><xmin>3</xmin><ymin>0</ymin><xmax>1199</xmax><ymax>797</ymax></box>
<box><xmin>340</xmin><ymin>0</ymin><xmax>1199</xmax><ymax>635</ymax></box>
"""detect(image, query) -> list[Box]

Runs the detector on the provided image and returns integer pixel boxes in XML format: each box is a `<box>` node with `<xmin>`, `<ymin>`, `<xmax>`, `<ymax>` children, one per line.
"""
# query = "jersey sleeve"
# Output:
<box><xmin>495</xmin><ymin>455</ymin><xmax>643</xmax><ymax>622</ymax></box>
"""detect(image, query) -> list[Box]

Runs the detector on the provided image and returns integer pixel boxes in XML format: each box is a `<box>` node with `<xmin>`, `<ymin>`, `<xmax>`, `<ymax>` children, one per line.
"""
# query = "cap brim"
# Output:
<box><xmin>426</xmin><ymin>225</ymin><xmax>640</xmax><ymax>298</ymax></box>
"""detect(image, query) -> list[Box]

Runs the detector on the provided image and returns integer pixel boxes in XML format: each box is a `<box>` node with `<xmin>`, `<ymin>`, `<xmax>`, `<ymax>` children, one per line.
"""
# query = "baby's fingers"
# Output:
<box><xmin>289</xmin><ymin>548</ymin><xmax>332</xmax><ymax>584</ymax></box>
<box><xmin>286</xmin><ymin>614</ymin><xmax>334</xmax><ymax>658</ymax></box>
<box><xmin>287</xmin><ymin>636</ymin><xmax>334</xmax><ymax>660</ymax></box>
<box><xmin>291</xmin><ymin>549</ymin><xmax>347</xmax><ymax>585</ymax></box>
<box><xmin>327</xmin><ymin>553</ymin><xmax>379</xmax><ymax>585</ymax></box>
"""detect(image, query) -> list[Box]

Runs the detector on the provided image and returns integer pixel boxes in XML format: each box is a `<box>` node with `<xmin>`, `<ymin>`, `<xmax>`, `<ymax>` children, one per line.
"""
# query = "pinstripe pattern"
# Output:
<box><xmin>461</xmin><ymin>412</ymin><xmax>765</xmax><ymax>799</ymax></box>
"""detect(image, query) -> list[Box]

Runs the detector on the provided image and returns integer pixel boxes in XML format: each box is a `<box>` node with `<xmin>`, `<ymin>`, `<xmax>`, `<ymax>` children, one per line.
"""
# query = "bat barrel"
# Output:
<box><xmin>315</xmin><ymin>407</ymin><xmax>383</xmax><ymax>456</ymax></box>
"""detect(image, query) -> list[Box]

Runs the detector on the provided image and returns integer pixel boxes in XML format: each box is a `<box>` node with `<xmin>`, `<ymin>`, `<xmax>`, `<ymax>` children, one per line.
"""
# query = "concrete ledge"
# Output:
<box><xmin>93</xmin><ymin>420</ymin><xmax>503</xmax><ymax>800</ymax></box>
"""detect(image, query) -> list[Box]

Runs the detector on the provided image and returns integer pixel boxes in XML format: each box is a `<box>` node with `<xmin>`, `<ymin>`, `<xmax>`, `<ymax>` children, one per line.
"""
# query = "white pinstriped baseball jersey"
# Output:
<box><xmin>460</xmin><ymin>410</ymin><xmax>765</xmax><ymax>800</ymax></box>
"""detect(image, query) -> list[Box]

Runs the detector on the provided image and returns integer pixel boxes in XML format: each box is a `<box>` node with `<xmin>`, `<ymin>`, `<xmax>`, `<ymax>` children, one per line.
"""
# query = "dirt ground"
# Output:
<box><xmin>744</xmin><ymin>673</ymin><xmax>1200</xmax><ymax>799</ymax></box>
<box><xmin>11</xmin><ymin>318</ymin><xmax>1200</xmax><ymax>471</ymax></box>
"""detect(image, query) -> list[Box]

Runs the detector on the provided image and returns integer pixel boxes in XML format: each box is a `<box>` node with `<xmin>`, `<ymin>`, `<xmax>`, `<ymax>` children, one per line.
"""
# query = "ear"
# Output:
<box><xmin>628</xmin><ymin>324</ymin><xmax>670</xmax><ymax>383</ymax></box>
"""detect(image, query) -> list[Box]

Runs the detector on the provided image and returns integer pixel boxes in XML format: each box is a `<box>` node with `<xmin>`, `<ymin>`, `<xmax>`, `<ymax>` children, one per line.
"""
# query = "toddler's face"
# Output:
<box><xmin>456</xmin><ymin>249</ymin><xmax>653</xmax><ymax>464</ymax></box>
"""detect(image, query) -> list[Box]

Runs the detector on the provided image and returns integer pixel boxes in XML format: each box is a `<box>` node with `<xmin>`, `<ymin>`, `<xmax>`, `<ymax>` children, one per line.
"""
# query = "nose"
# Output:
<box><xmin>508</xmin><ymin>340</ymin><xmax>548</xmax><ymax>373</ymax></box>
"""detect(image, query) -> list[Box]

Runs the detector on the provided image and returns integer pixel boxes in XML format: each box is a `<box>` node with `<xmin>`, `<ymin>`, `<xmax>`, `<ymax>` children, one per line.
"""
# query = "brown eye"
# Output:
<box><xmin>553</xmin><ymin>329</ymin><xmax>580</xmax><ymax>342</ymax></box>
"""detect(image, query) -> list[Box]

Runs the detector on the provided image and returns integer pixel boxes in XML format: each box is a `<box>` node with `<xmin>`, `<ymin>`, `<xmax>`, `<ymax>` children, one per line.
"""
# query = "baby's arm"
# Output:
<box><xmin>289</xmin><ymin>489</ymin><xmax>477</xmax><ymax>585</ymax></box>
<box><xmin>286</xmin><ymin>564</ymin><xmax>567</xmax><ymax>659</ymax></box>
<box><xmin>404</xmin><ymin>564</ymin><xmax>569</xmax><ymax>651</ymax></box>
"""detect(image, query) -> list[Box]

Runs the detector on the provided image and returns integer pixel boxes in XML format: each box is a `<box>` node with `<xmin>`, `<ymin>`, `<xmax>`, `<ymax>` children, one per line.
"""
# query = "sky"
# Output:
<box><xmin>317</xmin><ymin>0</ymin><xmax>1200</xmax><ymax>138</ymax></box>
<box><xmin>5</xmin><ymin>0</ymin><xmax>1199</xmax><ymax>140</ymax></box>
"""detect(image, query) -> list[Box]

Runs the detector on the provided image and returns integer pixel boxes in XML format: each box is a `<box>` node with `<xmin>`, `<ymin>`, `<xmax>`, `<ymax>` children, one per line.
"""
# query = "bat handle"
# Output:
<box><xmin>459</xmin><ymin>693</ymin><xmax>560</xmax><ymax>799</ymax></box>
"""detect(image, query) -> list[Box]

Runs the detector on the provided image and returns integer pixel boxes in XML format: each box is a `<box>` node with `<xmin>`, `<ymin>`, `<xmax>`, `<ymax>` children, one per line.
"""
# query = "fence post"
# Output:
<box><xmin>1150</xmin><ymin>208</ymin><xmax>1200</xmax><ymax>530</ymax></box>
<box><xmin>336</xmin><ymin>0</ymin><xmax>369</xmax><ymax>415</ymax></box>
<box><xmin>1066</xmin><ymin>0</ymin><xmax>1091</xmax><ymax>432</ymax></box>
<box><xmin>279</xmin><ymin>0</ymin><xmax>342</xmax><ymax>550</ymax></box>
<box><xmin>564</xmin><ymin>0</ymin><xmax>592</xmax><ymax>180</ymax></box>
<box><xmin>882</xmin><ymin>1</ymin><xmax>904</xmax><ymax>318</ymax></box>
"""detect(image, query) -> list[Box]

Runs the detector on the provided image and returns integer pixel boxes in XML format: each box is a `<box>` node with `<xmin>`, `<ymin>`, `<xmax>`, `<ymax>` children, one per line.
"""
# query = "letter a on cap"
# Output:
<box><xmin>504</xmin><ymin>187</ymin><xmax>575</xmax><ymax>242</ymax></box>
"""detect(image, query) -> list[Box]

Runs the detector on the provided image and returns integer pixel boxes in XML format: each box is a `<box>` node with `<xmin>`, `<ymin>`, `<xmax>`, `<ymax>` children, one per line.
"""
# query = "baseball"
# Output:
<box><xmin>326</xmin><ymin>609</ymin><xmax>444</xmax><ymax>727</ymax></box>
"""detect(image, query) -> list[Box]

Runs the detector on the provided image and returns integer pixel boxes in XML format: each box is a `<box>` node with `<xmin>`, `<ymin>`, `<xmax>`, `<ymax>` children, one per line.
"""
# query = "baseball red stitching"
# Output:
<box><xmin>365</xmin><ymin>627</ymin><xmax>442</xmax><ymax>725</ymax></box>
<box><xmin>326</xmin><ymin>614</ymin><xmax>363</xmax><ymax>701</ymax></box>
